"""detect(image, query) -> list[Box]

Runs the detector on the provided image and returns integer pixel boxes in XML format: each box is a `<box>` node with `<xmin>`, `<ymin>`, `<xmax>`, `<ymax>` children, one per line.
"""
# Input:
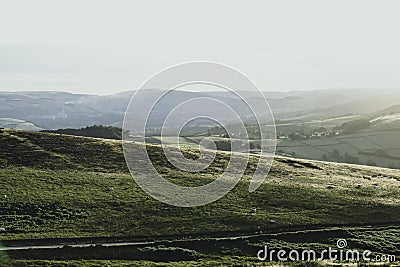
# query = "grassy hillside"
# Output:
<box><xmin>0</xmin><ymin>129</ymin><xmax>399</xmax><ymax>265</ymax></box>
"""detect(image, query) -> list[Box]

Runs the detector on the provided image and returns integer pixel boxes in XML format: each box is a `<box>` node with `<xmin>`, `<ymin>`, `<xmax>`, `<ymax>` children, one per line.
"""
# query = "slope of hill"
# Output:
<box><xmin>0</xmin><ymin>129</ymin><xmax>399</xmax><ymax>265</ymax></box>
<box><xmin>0</xmin><ymin>91</ymin><xmax>130</xmax><ymax>130</ymax></box>
<box><xmin>317</xmin><ymin>94</ymin><xmax>400</xmax><ymax>119</ymax></box>
<box><xmin>373</xmin><ymin>104</ymin><xmax>400</xmax><ymax>116</ymax></box>
<box><xmin>369</xmin><ymin>114</ymin><xmax>400</xmax><ymax>130</ymax></box>
<box><xmin>2</xmin><ymin>89</ymin><xmax>399</xmax><ymax>130</ymax></box>
<box><xmin>0</xmin><ymin>118</ymin><xmax>42</xmax><ymax>131</ymax></box>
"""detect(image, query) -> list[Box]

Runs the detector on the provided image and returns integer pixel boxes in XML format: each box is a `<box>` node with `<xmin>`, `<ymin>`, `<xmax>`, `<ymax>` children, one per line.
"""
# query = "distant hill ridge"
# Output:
<box><xmin>373</xmin><ymin>104</ymin><xmax>400</xmax><ymax>116</ymax></box>
<box><xmin>1</xmin><ymin>88</ymin><xmax>400</xmax><ymax>129</ymax></box>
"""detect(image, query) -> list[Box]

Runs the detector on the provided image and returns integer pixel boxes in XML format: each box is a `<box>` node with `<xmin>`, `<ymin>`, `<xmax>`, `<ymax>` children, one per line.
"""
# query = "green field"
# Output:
<box><xmin>0</xmin><ymin>129</ymin><xmax>399</xmax><ymax>266</ymax></box>
<box><xmin>278</xmin><ymin>129</ymin><xmax>400</xmax><ymax>169</ymax></box>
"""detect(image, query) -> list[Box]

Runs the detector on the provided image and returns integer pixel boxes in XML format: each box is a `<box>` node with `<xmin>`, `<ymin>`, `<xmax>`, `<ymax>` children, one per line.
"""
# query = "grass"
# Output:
<box><xmin>278</xmin><ymin>129</ymin><xmax>400</xmax><ymax>169</ymax></box>
<box><xmin>0</xmin><ymin>129</ymin><xmax>399</xmax><ymax>265</ymax></box>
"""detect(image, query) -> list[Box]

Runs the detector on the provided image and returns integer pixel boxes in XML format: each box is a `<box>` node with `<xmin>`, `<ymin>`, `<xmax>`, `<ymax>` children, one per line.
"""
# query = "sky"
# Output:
<box><xmin>0</xmin><ymin>0</ymin><xmax>399</xmax><ymax>95</ymax></box>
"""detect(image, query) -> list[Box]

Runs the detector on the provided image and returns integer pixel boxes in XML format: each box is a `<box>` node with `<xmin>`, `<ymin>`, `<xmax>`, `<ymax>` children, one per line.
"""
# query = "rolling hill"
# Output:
<box><xmin>0</xmin><ymin>129</ymin><xmax>399</xmax><ymax>265</ymax></box>
<box><xmin>373</xmin><ymin>104</ymin><xmax>400</xmax><ymax>116</ymax></box>
<box><xmin>316</xmin><ymin>95</ymin><xmax>400</xmax><ymax>119</ymax></box>
<box><xmin>2</xmin><ymin>88</ymin><xmax>400</xmax><ymax>130</ymax></box>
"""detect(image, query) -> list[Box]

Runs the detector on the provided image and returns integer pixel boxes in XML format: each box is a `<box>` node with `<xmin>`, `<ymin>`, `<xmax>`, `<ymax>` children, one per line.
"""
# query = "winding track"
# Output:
<box><xmin>2</xmin><ymin>223</ymin><xmax>399</xmax><ymax>252</ymax></box>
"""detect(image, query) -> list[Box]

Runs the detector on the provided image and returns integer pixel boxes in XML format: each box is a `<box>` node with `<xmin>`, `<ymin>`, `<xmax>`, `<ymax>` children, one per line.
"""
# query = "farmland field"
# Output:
<box><xmin>278</xmin><ymin>129</ymin><xmax>400</xmax><ymax>169</ymax></box>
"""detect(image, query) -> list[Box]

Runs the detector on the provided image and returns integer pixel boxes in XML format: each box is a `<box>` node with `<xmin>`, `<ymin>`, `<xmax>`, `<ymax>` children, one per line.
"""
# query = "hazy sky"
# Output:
<box><xmin>1</xmin><ymin>0</ymin><xmax>399</xmax><ymax>95</ymax></box>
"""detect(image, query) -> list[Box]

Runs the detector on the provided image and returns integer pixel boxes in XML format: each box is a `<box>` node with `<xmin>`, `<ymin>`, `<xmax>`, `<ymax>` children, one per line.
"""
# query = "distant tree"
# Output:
<box><xmin>344</xmin><ymin>153</ymin><xmax>360</xmax><ymax>164</ymax></box>
<box><xmin>43</xmin><ymin>125</ymin><xmax>128</xmax><ymax>140</ymax></box>
<box><xmin>332</xmin><ymin>149</ymin><xmax>340</xmax><ymax>159</ymax></box>
<box><xmin>335</xmin><ymin>119</ymin><xmax>370</xmax><ymax>135</ymax></box>
<box><xmin>249</xmin><ymin>143</ymin><xmax>255</xmax><ymax>150</ymax></box>
<box><xmin>314</xmin><ymin>127</ymin><xmax>327</xmax><ymax>133</ymax></box>
<box><xmin>214</xmin><ymin>141</ymin><xmax>231</xmax><ymax>151</ymax></box>
<box><xmin>289</xmin><ymin>132</ymin><xmax>306</xmax><ymax>140</ymax></box>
